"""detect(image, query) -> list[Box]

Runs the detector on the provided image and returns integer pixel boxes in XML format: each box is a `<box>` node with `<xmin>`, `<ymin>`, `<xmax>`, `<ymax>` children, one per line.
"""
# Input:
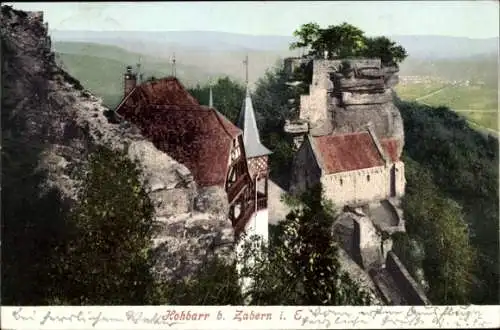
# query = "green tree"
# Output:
<box><xmin>1</xmin><ymin>135</ymin><xmax>71</xmax><ymax>305</ymax></box>
<box><xmin>188</xmin><ymin>76</ymin><xmax>245</xmax><ymax>123</ymax></box>
<box><xmin>239</xmin><ymin>184</ymin><xmax>372</xmax><ymax>305</ymax></box>
<box><xmin>290</xmin><ymin>22</ymin><xmax>321</xmax><ymax>53</ymax></box>
<box><xmin>398</xmin><ymin>99</ymin><xmax>499</xmax><ymax>304</ymax></box>
<box><xmin>252</xmin><ymin>66</ymin><xmax>296</xmax><ymax>185</ymax></box>
<box><xmin>362</xmin><ymin>36</ymin><xmax>408</xmax><ymax>66</ymax></box>
<box><xmin>51</xmin><ymin>146</ymin><xmax>156</xmax><ymax>305</ymax></box>
<box><xmin>402</xmin><ymin>157</ymin><xmax>476</xmax><ymax>304</ymax></box>
<box><xmin>155</xmin><ymin>258</ymin><xmax>244</xmax><ymax>305</ymax></box>
<box><xmin>320</xmin><ymin>23</ymin><xmax>367</xmax><ymax>58</ymax></box>
<box><xmin>290</xmin><ymin>22</ymin><xmax>407</xmax><ymax>65</ymax></box>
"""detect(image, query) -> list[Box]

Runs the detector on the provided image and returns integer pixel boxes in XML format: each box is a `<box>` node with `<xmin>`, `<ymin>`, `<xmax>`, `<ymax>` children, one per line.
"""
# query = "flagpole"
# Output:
<box><xmin>243</xmin><ymin>55</ymin><xmax>249</xmax><ymax>86</ymax></box>
<box><xmin>172</xmin><ymin>52</ymin><xmax>176</xmax><ymax>78</ymax></box>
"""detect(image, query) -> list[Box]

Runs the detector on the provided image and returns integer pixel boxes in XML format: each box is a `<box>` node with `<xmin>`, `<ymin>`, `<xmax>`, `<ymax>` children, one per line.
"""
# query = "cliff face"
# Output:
<box><xmin>285</xmin><ymin>58</ymin><xmax>404</xmax><ymax>157</ymax></box>
<box><xmin>1</xmin><ymin>6</ymin><xmax>234</xmax><ymax>281</ymax></box>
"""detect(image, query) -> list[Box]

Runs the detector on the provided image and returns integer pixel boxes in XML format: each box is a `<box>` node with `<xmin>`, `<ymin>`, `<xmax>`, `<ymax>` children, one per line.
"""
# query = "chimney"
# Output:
<box><xmin>123</xmin><ymin>65</ymin><xmax>137</xmax><ymax>98</ymax></box>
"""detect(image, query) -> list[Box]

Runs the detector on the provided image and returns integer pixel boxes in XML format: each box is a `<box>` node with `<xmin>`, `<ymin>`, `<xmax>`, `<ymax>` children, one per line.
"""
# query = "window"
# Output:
<box><xmin>367</xmin><ymin>175</ymin><xmax>370</xmax><ymax>182</ymax></box>
<box><xmin>231</xmin><ymin>138</ymin><xmax>241</xmax><ymax>161</ymax></box>
<box><xmin>339</xmin><ymin>178</ymin><xmax>343</xmax><ymax>186</ymax></box>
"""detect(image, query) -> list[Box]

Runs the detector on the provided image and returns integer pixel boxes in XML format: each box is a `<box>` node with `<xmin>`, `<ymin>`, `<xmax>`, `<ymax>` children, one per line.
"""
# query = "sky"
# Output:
<box><xmin>5</xmin><ymin>1</ymin><xmax>500</xmax><ymax>38</ymax></box>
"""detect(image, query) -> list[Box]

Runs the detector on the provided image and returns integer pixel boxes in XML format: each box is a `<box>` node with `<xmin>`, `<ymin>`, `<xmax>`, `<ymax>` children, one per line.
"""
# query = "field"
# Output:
<box><xmin>396</xmin><ymin>82</ymin><xmax>498</xmax><ymax>131</ymax></box>
<box><xmin>395</xmin><ymin>82</ymin><xmax>448</xmax><ymax>101</ymax></box>
<box><xmin>422</xmin><ymin>85</ymin><xmax>498</xmax><ymax>111</ymax></box>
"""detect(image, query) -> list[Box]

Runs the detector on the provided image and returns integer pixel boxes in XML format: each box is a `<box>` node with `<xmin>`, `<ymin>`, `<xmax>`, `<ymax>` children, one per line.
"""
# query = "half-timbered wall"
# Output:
<box><xmin>247</xmin><ymin>155</ymin><xmax>268</xmax><ymax>179</ymax></box>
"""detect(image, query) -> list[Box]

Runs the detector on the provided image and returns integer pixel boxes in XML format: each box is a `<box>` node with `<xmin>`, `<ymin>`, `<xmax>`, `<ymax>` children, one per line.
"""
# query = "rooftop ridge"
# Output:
<box><xmin>212</xmin><ymin>108</ymin><xmax>242</xmax><ymax>139</ymax></box>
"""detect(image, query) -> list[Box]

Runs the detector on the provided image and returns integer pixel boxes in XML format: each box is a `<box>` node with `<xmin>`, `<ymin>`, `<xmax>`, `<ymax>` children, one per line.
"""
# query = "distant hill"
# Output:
<box><xmin>52</xmin><ymin>31</ymin><xmax>498</xmax><ymax>109</ymax></box>
<box><xmin>399</xmin><ymin>54</ymin><xmax>498</xmax><ymax>86</ymax></box>
<box><xmin>52</xmin><ymin>38</ymin><xmax>292</xmax><ymax>90</ymax></box>
<box><xmin>50</xmin><ymin>30</ymin><xmax>498</xmax><ymax>59</ymax></box>
<box><xmin>50</xmin><ymin>30</ymin><xmax>297</xmax><ymax>52</ymax></box>
<box><xmin>54</xmin><ymin>42</ymin><xmax>225</xmax><ymax>108</ymax></box>
<box><xmin>389</xmin><ymin>35</ymin><xmax>498</xmax><ymax>59</ymax></box>
<box><xmin>50</xmin><ymin>30</ymin><xmax>498</xmax><ymax>86</ymax></box>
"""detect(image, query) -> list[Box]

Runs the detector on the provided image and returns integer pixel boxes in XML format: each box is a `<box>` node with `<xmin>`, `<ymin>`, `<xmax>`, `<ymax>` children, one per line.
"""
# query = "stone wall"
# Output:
<box><xmin>289</xmin><ymin>138</ymin><xmax>322</xmax><ymax>195</ymax></box>
<box><xmin>392</xmin><ymin>161</ymin><xmax>406</xmax><ymax>199</ymax></box>
<box><xmin>352</xmin><ymin>215</ymin><xmax>385</xmax><ymax>270</ymax></box>
<box><xmin>1</xmin><ymin>5</ymin><xmax>234</xmax><ymax>282</ymax></box>
<box><xmin>321</xmin><ymin>161</ymin><xmax>405</xmax><ymax>207</ymax></box>
<box><xmin>290</xmin><ymin>138</ymin><xmax>405</xmax><ymax>206</ymax></box>
<box><xmin>322</xmin><ymin>166</ymin><xmax>388</xmax><ymax>207</ymax></box>
<box><xmin>299</xmin><ymin>88</ymin><xmax>328</xmax><ymax>124</ymax></box>
<box><xmin>386</xmin><ymin>252</ymin><xmax>431</xmax><ymax>305</ymax></box>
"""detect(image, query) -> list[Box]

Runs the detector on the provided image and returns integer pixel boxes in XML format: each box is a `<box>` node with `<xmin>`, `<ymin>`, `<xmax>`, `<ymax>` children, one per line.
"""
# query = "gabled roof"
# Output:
<box><xmin>311</xmin><ymin>132</ymin><xmax>385</xmax><ymax>174</ymax></box>
<box><xmin>115</xmin><ymin>77</ymin><xmax>200</xmax><ymax>116</ymax></box>
<box><xmin>119</xmin><ymin>102</ymin><xmax>242</xmax><ymax>187</ymax></box>
<box><xmin>142</xmin><ymin>105</ymin><xmax>240</xmax><ymax>187</ymax></box>
<box><xmin>237</xmin><ymin>88</ymin><xmax>272</xmax><ymax>158</ymax></box>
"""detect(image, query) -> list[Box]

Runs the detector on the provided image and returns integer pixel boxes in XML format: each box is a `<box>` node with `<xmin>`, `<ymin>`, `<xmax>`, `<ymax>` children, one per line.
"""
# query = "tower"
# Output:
<box><xmin>209</xmin><ymin>86</ymin><xmax>214</xmax><ymax>108</ymax></box>
<box><xmin>123</xmin><ymin>65</ymin><xmax>137</xmax><ymax>98</ymax></box>
<box><xmin>237</xmin><ymin>57</ymin><xmax>272</xmax><ymax>242</ymax></box>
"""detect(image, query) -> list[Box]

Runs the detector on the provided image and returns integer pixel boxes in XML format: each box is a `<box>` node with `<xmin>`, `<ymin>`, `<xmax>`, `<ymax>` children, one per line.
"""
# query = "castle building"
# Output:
<box><xmin>283</xmin><ymin>58</ymin><xmax>432</xmax><ymax>305</ymax></box>
<box><xmin>285</xmin><ymin>58</ymin><xmax>406</xmax><ymax>207</ymax></box>
<box><xmin>291</xmin><ymin>126</ymin><xmax>405</xmax><ymax>207</ymax></box>
<box><xmin>114</xmin><ymin>69</ymin><xmax>266</xmax><ymax>239</ymax></box>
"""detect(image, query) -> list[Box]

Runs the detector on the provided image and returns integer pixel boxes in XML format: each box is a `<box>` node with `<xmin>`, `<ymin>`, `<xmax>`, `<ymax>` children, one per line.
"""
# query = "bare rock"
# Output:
<box><xmin>194</xmin><ymin>186</ymin><xmax>229</xmax><ymax>217</ymax></box>
<box><xmin>341</xmin><ymin>90</ymin><xmax>393</xmax><ymax>105</ymax></box>
<box><xmin>1</xmin><ymin>5</ymin><xmax>234</xmax><ymax>282</ymax></box>
<box><xmin>288</xmin><ymin>57</ymin><xmax>405</xmax><ymax>159</ymax></box>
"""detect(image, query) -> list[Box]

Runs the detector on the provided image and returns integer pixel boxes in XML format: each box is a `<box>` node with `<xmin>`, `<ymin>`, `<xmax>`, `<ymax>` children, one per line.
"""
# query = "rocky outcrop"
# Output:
<box><xmin>284</xmin><ymin>57</ymin><xmax>404</xmax><ymax>157</ymax></box>
<box><xmin>1</xmin><ymin>5</ymin><xmax>234</xmax><ymax>281</ymax></box>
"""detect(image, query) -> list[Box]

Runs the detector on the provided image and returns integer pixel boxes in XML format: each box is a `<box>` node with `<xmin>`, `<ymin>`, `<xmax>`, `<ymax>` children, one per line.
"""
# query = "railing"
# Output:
<box><xmin>227</xmin><ymin>174</ymin><xmax>248</xmax><ymax>204</ymax></box>
<box><xmin>257</xmin><ymin>196</ymin><xmax>267</xmax><ymax>211</ymax></box>
<box><xmin>234</xmin><ymin>200</ymin><xmax>256</xmax><ymax>236</ymax></box>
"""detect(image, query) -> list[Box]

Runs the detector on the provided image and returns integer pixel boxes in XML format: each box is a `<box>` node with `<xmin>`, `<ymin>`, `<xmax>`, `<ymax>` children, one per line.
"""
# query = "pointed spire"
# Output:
<box><xmin>243</xmin><ymin>54</ymin><xmax>249</xmax><ymax>85</ymax></box>
<box><xmin>209</xmin><ymin>86</ymin><xmax>213</xmax><ymax>108</ymax></box>
<box><xmin>237</xmin><ymin>86</ymin><xmax>272</xmax><ymax>158</ymax></box>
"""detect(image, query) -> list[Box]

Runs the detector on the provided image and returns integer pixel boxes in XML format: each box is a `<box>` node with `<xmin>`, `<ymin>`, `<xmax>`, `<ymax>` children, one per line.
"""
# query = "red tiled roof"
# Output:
<box><xmin>214</xmin><ymin>110</ymin><xmax>242</xmax><ymax>138</ymax></box>
<box><xmin>121</xmin><ymin>104</ymin><xmax>241</xmax><ymax>187</ymax></box>
<box><xmin>312</xmin><ymin>132</ymin><xmax>384</xmax><ymax>174</ymax></box>
<box><xmin>380</xmin><ymin>138</ymin><xmax>400</xmax><ymax>162</ymax></box>
<box><xmin>116</xmin><ymin>77</ymin><xmax>200</xmax><ymax>117</ymax></box>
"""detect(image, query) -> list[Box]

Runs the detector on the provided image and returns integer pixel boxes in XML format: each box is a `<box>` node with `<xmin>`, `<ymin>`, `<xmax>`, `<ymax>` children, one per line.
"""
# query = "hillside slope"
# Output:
<box><xmin>399</xmin><ymin>54</ymin><xmax>498</xmax><ymax>85</ymax></box>
<box><xmin>1</xmin><ymin>5</ymin><xmax>234</xmax><ymax>303</ymax></box>
<box><xmin>54</xmin><ymin>41</ymin><xmax>225</xmax><ymax>108</ymax></box>
<box><xmin>50</xmin><ymin>30</ymin><xmax>499</xmax><ymax>59</ymax></box>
